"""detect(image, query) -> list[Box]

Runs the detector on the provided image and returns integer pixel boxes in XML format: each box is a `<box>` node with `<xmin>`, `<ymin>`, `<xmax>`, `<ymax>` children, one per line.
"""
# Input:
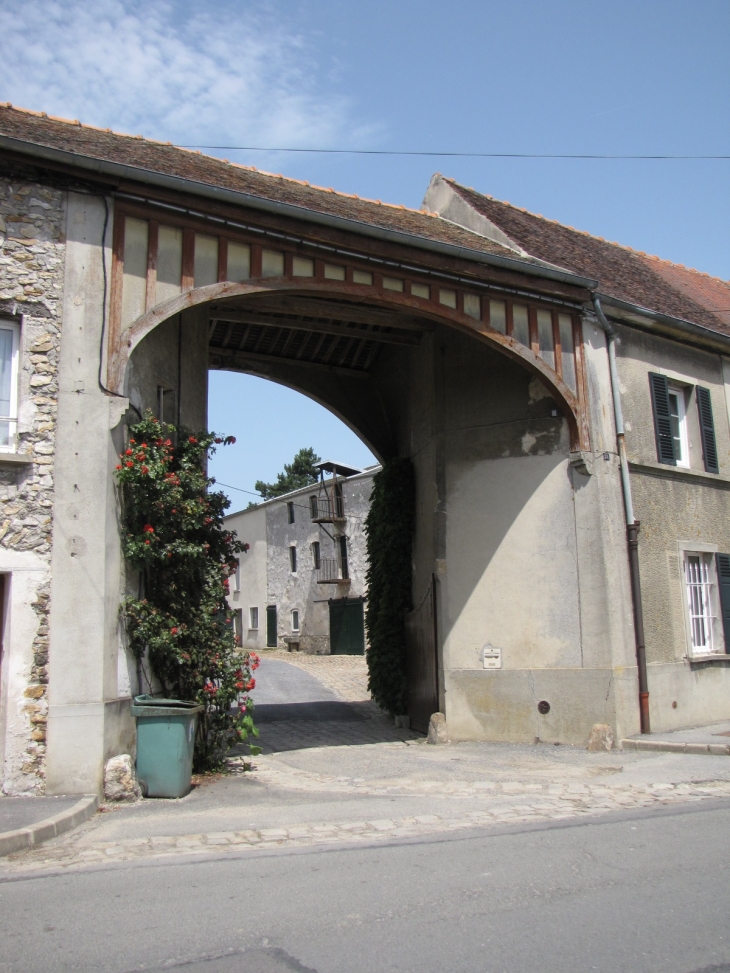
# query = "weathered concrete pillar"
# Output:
<box><xmin>45</xmin><ymin>193</ymin><xmax>132</xmax><ymax>796</ymax></box>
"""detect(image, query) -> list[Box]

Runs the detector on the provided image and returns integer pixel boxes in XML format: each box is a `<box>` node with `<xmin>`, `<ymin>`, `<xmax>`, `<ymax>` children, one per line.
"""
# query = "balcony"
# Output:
<box><xmin>310</xmin><ymin>495</ymin><xmax>345</xmax><ymax>524</ymax></box>
<box><xmin>317</xmin><ymin>557</ymin><xmax>350</xmax><ymax>585</ymax></box>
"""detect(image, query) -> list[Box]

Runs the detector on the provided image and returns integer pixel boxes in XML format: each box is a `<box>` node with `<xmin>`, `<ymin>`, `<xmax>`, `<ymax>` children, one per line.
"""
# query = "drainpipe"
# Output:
<box><xmin>592</xmin><ymin>295</ymin><xmax>650</xmax><ymax>734</ymax></box>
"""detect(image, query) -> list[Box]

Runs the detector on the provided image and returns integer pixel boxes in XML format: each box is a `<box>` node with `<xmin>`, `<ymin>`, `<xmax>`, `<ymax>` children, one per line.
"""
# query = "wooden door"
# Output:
<box><xmin>329</xmin><ymin>599</ymin><xmax>365</xmax><ymax>655</ymax></box>
<box><xmin>266</xmin><ymin>605</ymin><xmax>277</xmax><ymax>647</ymax></box>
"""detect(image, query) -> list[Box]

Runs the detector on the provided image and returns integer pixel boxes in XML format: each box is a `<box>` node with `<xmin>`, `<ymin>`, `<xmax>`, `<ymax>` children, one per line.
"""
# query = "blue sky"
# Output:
<box><xmin>2</xmin><ymin>0</ymin><xmax>728</xmax><ymax>504</ymax></box>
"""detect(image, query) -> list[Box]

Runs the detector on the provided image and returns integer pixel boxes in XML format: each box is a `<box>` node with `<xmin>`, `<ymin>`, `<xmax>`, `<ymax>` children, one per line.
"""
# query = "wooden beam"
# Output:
<box><xmin>208</xmin><ymin>309</ymin><xmax>420</xmax><ymax>346</ymax></box>
<box><xmin>209</xmin><ymin>346</ymin><xmax>372</xmax><ymax>377</ymax></box>
<box><xmin>213</xmin><ymin>295</ymin><xmax>428</xmax><ymax>331</ymax></box>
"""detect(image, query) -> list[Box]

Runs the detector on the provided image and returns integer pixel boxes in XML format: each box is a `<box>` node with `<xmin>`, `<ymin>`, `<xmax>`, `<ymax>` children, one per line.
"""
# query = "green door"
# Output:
<box><xmin>329</xmin><ymin>599</ymin><xmax>365</xmax><ymax>655</ymax></box>
<box><xmin>266</xmin><ymin>605</ymin><xmax>277</xmax><ymax>647</ymax></box>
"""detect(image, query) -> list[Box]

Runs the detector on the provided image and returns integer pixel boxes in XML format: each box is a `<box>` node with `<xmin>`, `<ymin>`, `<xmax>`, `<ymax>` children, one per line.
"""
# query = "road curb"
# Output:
<box><xmin>0</xmin><ymin>795</ymin><xmax>99</xmax><ymax>858</ymax></box>
<box><xmin>621</xmin><ymin>739</ymin><xmax>730</xmax><ymax>755</ymax></box>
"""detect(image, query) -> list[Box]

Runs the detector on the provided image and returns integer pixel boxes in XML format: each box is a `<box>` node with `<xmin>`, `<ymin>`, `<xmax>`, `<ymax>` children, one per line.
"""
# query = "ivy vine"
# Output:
<box><xmin>364</xmin><ymin>457</ymin><xmax>415</xmax><ymax>716</ymax></box>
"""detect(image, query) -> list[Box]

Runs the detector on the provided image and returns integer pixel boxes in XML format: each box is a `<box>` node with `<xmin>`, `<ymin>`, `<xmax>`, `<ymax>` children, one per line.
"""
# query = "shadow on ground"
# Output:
<box><xmin>231</xmin><ymin>657</ymin><xmax>423</xmax><ymax>754</ymax></box>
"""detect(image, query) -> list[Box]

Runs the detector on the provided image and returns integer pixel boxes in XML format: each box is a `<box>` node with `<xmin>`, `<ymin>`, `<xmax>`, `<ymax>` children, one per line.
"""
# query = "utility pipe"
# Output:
<box><xmin>592</xmin><ymin>295</ymin><xmax>650</xmax><ymax>734</ymax></box>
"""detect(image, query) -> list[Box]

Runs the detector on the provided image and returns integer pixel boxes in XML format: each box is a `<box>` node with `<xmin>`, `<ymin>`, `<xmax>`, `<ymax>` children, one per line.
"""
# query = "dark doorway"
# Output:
<box><xmin>266</xmin><ymin>605</ymin><xmax>278</xmax><ymax>648</ymax></box>
<box><xmin>329</xmin><ymin>598</ymin><xmax>365</xmax><ymax>655</ymax></box>
<box><xmin>405</xmin><ymin>577</ymin><xmax>439</xmax><ymax>733</ymax></box>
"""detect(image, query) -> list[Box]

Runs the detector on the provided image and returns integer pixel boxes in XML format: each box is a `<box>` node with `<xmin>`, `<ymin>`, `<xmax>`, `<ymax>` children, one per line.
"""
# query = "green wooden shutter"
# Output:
<box><xmin>696</xmin><ymin>387</ymin><xmax>719</xmax><ymax>474</ymax></box>
<box><xmin>266</xmin><ymin>605</ymin><xmax>277</xmax><ymax>647</ymax></box>
<box><xmin>648</xmin><ymin>372</ymin><xmax>676</xmax><ymax>465</ymax></box>
<box><xmin>716</xmin><ymin>554</ymin><xmax>730</xmax><ymax>653</ymax></box>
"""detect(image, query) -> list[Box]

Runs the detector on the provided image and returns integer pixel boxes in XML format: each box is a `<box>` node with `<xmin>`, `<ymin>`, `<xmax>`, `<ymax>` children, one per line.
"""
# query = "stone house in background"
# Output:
<box><xmin>225</xmin><ymin>462</ymin><xmax>377</xmax><ymax>656</ymax></box>
<box><xmin>1</xmin><ymin>104</ymin><xmax>730</xmax><ymax>796</ymax></box>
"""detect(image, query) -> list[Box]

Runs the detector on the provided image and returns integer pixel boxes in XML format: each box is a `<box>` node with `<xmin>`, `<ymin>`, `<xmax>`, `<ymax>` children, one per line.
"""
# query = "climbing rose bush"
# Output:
<box><xmin>115</xmin><ymin>413</ymin><xmax>260</xmax><ymax>771</ymax></box>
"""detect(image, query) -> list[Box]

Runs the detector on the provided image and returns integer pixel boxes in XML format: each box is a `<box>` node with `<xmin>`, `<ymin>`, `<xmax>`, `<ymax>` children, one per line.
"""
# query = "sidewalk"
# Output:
<box><xmin>3</xmin><ymin>654</ymin><xmax>730</xmax><ymax>874</ymax></box>
<box><xmin>622</xmin><ymin>720</ymin><xmax>730</xmax><ymax>755</ymax></box>
<box><xmin>0</xmin><ymin>795</ymin><xmax>98</xmax><ymax>857</ymax></box>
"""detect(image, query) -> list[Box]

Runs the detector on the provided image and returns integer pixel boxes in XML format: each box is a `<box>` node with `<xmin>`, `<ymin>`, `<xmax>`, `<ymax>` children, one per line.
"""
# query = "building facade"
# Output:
<box><xmin>0</xmin><ymin>105</ymin><xmax>729</xmax><ymax>795</ymax></box>
<box><xmin>225</xmin><ymin>464</ymin><xmax>376</xmax><ymax>656</ymax></box>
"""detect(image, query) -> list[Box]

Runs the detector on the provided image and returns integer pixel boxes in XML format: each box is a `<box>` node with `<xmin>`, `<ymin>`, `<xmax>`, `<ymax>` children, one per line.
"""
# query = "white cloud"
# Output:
<box><xmin>0</xmin><ymin>0</ymin><xmax>371</xmax><ymax>153</ymax></box>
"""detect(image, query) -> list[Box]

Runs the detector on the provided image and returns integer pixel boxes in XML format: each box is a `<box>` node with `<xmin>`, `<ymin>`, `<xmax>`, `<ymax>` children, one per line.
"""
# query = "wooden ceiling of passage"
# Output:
<box><xmin>207</xmin><ymin>294</ymin><xmax>428</xmax><ymax>375</ymax></box>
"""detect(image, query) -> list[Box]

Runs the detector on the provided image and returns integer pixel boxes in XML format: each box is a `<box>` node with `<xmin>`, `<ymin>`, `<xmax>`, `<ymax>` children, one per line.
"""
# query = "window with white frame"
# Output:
<box><xmin>683</xmin><ymin>551</ymin><xmax>723</xmax><ymax>655</ymax></box>
<box><xmin>291</xmin><ymin>609</ymin><xmax>300</xmax><ymax>632</ymax></box>
<box><xmin>231</xmin><ymin>558</ymin><xmax>241</xmax><ymax>593</ymax></box>
<box><xmin>667</xmin><ymin>384</ymin><xmax>690</xmax><ymax>468</ymax></box>
<box><xmin>0</xmin><ymin>319</ymin><xmax>20</xmax><ymax>452</ymax></box>
<box><xmin>249</xmin><ymin>606</ymin><xmax>259</xmax><ymax>630</ymax></box>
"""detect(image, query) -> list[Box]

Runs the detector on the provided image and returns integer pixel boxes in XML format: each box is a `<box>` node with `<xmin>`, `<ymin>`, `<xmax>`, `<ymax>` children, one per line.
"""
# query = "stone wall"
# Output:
<box><xmin>0</xmin><ymin>172</ymin><xmax>66</xmax><ymax>792</ymax></box>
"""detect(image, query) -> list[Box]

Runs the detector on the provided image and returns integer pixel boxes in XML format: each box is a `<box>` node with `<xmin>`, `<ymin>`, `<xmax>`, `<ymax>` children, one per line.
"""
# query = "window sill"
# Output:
<box><xmin>686</xmin><ymin>654</ymin><xmax>730</xmax><ymax>666</ymax></box>
<box><xmin>0</xmin><ymin>452</ymin><xmax>33</xmax><ymax>466</ymax></box>
<box><xmin>629</xmin><ymin>460</ymin><xmax>730</xmax><ymax>487</ymax></box>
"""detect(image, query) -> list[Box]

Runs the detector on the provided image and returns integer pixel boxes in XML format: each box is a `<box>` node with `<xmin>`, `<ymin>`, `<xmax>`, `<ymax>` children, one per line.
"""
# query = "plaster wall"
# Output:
<box><xmin>426</xmin><ymin>321</ymin><xmax>638</xmax><ymax>745</ymax></box>
<box><xmin>45</xmin><ymin>192</ymin><xmax>133</xmax><ymax>796</ymax></box>
<box><xmin>226</xmin><ymin>504</ymin><xmax>267</xmax><ymax>652</ymax></box>
<box><xmin>616</xmin><ymin>324</ymin><xmax>730</xmax><ymax>731</ymax></box>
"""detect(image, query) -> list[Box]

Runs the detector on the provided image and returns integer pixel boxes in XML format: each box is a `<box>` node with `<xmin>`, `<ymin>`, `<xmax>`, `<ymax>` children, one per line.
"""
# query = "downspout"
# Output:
<box><xmin>592</xmin><ymin>295</ymin><xmax>650</xmax><ymax>734</ymax></box>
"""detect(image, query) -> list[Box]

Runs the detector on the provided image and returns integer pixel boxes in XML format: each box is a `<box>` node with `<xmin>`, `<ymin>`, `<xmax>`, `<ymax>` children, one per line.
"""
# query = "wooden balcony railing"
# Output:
<box><xmin>317</xmin><ymin>557</ymin><xmax>350</xmax><ymax>584</ymax></box>
<box><xmin>310</xmin><ymin>496</ymin><xmax>345</xmax><ymax>523</ymax></box>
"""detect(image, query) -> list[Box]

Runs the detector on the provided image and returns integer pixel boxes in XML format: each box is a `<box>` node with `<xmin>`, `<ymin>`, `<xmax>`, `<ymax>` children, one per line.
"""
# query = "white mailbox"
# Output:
<box><xmin>482</xmin><ymin>644</ymin><xmax>502</xmax><ymax>669</ymax></box>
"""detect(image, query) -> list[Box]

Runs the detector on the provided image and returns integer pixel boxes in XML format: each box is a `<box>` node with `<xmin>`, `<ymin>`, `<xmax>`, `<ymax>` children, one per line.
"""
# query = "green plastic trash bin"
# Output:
<box><xmin>131</xmin><ymin>695</ymin><xmax>203</xmax><ymax>798</ymax></box>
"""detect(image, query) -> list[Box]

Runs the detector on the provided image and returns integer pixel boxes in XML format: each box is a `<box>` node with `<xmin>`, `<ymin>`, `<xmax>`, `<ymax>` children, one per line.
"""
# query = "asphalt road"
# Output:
<box><xmin>1</xmin><ymin>800</ymin><xmax>728</xmax><ymax>973</ymax></box>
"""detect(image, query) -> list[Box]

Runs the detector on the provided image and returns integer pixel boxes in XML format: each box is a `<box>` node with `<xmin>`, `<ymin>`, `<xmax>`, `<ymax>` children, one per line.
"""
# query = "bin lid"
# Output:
<box><xmin>132</xmin><ymin>694</ymin><xmax>203</xmax><ymax>713</ymax></box>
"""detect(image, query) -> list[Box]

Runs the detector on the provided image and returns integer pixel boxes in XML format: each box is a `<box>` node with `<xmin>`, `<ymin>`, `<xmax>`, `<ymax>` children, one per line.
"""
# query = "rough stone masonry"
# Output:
<box><xmin>0</xmin><ymin>170</ymin><xmax>66</xmax><ymax>792</ymax></box>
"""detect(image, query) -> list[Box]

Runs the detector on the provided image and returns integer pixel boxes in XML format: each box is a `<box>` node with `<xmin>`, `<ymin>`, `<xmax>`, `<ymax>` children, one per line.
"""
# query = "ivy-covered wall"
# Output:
<box><xmin>364</xmin><ymin>457</ymin><xmax>415</xmax><ymax>715</ymax></box>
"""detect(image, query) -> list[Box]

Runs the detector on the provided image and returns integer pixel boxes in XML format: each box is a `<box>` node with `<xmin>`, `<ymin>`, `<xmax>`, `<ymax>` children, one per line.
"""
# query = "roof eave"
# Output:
<box><xmin>597</xmin><ymin>292</ymin><xmax>730</xmax><ymax>352</ymax></box>
<box><xmin>0</xmin><ymin>133</ymin><xmax>598</xmax><ymax>291</ymax></box>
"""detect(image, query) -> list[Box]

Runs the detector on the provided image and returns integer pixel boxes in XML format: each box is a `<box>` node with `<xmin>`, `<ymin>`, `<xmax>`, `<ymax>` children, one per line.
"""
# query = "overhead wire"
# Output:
<box><xmin>177</xmin><ymin>147</ymin><xmax>730</xmax><ymax>160</ymax></box>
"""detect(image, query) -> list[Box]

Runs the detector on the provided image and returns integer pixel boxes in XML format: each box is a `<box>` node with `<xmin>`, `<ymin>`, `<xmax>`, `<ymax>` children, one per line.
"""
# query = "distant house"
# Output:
<box><xmin>224</xmin><ymin>462</ymin><xmax>379</xmax><ymax>656</ymax></box>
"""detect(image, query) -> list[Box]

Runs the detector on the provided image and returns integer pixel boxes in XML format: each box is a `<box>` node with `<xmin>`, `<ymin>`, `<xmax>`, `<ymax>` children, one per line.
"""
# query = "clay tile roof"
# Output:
<box><xmin>0</xmin><ymin>105</ymin><xmax>527</xmax><ymax>265</ymax></box>
<box><xmin>445</xmin><ymin>179</ymin><xmax>730</xmax><ymax>337</ymax></box>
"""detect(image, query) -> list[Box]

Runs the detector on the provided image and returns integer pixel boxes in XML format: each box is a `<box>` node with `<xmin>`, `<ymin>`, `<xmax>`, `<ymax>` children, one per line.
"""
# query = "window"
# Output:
<box><xmin>289</xmin><ymin>545</ymin><xmax>297</xmax><ymax>573</ymax></box>
<box><xmin>667</xmin><ymin>385</ymin><xmax>690</xmax><ymax>468</ymax></box>
<box><xmin>0</xmin><ymin>319</ymin><xmax>19</xmax><ymax>452</ymax></box>
<box><xmin>287</xmin><ymin>501</ymin><xmax>295</xmax><ymax>524</ymax></box>
<box><xmin>291</xmin><ymin>609</ymin><xmax>300</xmax><ymax>632</ymax></box>
<box><xmin>231</xmin><ymin>559</ymin><xmax>241</xmax><ymax>593</ymax></box>
<box><xmin>312</xmin><ymin>541</ymin><xmax>321</xmax><ymax>569</ymax></box>
<box><xmin>310</xmin><ymin>495</ymin><xmax>318</xmax><ymax>520</ymax></box>
<box><xmin>157</xmin><ymin>386</ymin><xmax>177</xmax><ymax>424</ymax></box>
<box><xmin>681</xmin><ymin>549</ymin><xmax>729</xmax><ymax>656</ymax></box>
<box><xmin>339</xmin><ymin>536</ymin><xmax>349</xmax><ymax>581</ymax></box>
<box><xmin>249</xmin><ymin>606</ymin><xmax>259</xmax><ymax>630</ymax></box>
<box><xmin>233</xmin><ymin>610</ymin><xmax>243</xmax><ymax>644</ymax></box>
<box><xmin>649</xmin><ymin>373</ymin><xmax>719</xmax><ymax>474</ymax></box>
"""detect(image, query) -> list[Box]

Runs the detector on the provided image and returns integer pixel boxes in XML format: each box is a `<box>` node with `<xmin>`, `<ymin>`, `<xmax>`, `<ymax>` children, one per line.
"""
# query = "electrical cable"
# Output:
<box><xmin>177</xmin><ymin>147</ymin><xmax>730</xmax><ymax>160</ymax></box>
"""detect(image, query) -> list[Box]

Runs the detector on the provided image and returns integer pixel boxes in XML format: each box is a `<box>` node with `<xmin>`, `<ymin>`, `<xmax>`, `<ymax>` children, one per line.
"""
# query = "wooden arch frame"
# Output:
<box><xmin>109</xmin><ymin>278</ymin><xmax>589</xmax><ymax>451</ymax></box>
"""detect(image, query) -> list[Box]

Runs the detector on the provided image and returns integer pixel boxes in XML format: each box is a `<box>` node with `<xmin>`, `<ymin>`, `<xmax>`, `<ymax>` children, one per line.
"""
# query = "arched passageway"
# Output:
<box><xmin>124</xmin><ymin>280</ymin><xmax>583</xmax><ymax>733</ymax></box>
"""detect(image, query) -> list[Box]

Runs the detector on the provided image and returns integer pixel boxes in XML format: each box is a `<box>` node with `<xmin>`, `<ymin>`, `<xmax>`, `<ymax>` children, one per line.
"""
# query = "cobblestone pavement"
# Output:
<box><xmin>266</xmin><ymin>650</ymin><xmax>370</xmax><ymax>702</ymax></box>
<box><xmin>4</xmin><ymin>766</ymin><xmax>729</xmax><ymax>873</ymax></box>
<box><xmin>248</xmin><ymin>652</ymin><xmax>419</xmax><ymax>753</ymax></box>
<box><xmin>5</xmin><ymin>655</ymin><xmax>730</xmax><ymax>876</ymax></box>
